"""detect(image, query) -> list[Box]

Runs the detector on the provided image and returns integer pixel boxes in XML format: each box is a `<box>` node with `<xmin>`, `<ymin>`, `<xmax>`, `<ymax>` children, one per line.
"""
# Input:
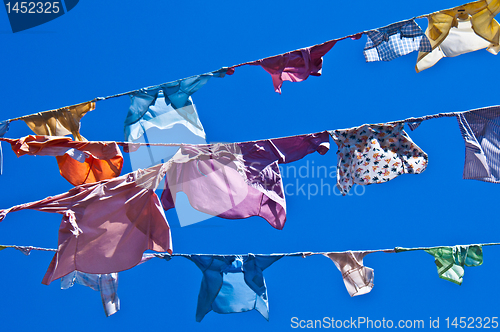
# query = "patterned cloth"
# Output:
<box><xmin>456</xmin><ymin>106</ymin><xmax>500</xmax><ymax>183</ymax></box>
<box><xmin>61</xmin><ymin>271</ymin><xmax>120</xmax><ymax>317</ymax></box>
<box><xmin>22</xmin><ymin>101</ymin><xmax>94</xmax><ymax>141</ymax></box>
<box><xmin>161</xmin><ymin>132</ymin><xmax>330</xmax><ymax>230</ymax></box>
<box><xmin>425</xmin><ymin>245</ymin><xmax>483</xmax><ymax>285</ymax></box>
<box><xmin>329</xmin><ymin>123</ymin><xmax>428</xmax><ymax>195</ymax></box>
<box><xmin>323</xmin><ymin>251</ymin><xmax>374</xmax><ymax>297</ymax></box>
<box><xmin>0</xmin><ymin>162</ymin><xmax>173</xmax><ymax>285</ymax></box>
<box><xmin>364</xmin><ymin>19</ymin><xmax>431</xmax><ymax>62</ymax></box>
<box><xmin>184</xmin><ymin>254</ymin><xmax>283</xmax><ymax>322</ymax></box>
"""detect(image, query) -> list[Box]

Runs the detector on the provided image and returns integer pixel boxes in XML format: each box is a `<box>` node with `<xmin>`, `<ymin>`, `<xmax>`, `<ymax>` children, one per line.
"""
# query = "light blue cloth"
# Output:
<box><xmin>124</xmin><ymin>68</ymin><xmax>228</xmax><ymax>142</ymax></box>
<box><xmin>0</xmin><ymin>120</ymin><xmax>10</xmax><ymax>175</ymax></box>
<box><xmin>185</xmin><ymin>254</ymin><xmax>283</xmax><ymax>322</ymax></box>
<box><xmin>61</xmin><ymin>271</ymin><xmax>120</xmax><ymax>317</ymax></box>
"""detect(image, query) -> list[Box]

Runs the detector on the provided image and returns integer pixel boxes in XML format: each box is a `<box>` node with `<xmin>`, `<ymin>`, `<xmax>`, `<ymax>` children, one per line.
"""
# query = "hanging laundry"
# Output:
<box><xmin>0</xmin><ymin>120</ymin><xmax>10</xmax><ymax>175</ymax></box>
<box><xmin>456</xmin><ymin>106</ymin><xmax>500</xmax><ymax>183</ymax></box>
<box><xmin>0</xmin><ymin>162</ymin><xmax>173</xmax><ymax>285</ymax></box>
<box><xmin>124</xmin><ymin>68</ymin><xmax>228</xmax><ymax>142</ymax></box>
<box><xmin>229</xmin><ymin>35</ymin><xmax>362</xmax><ymax>94</ymax></box>
<box><xmin>416</xmin><ymin>0</ymin><xmax>500</xmax><ymax>72</ymax></box>
<box><xmin>1</xmin><ymin>135</ymin><xmax>123</xmax><ymax>186</ymax></box>
<box><xmin>329</xmin><ymin>123</ymin><xmax>428</xmax><ymax>195</ymax></box>
<box><xmin>323</xmin><ymin>251</ymin><xmax>374</xmax><ymax>297</ymax></box>
<box><xmin>61</xmin><ymin>271</ymin><xmax>120</xmax><ymax>317</ymax></box>
<box><xmin>22</xmin><ymin>101</ymin><xmax>94</xmax><ymax>141</ymax></box>
<box><xmin>183</xmin><ymin>254</ymin><xmax>283</xmax><ymax>322</ymax></box>
<box><xmin>161</xmin><ymin>132</ymin><xmax>330</xmax><ymax>230</ymax></box>
<box><xmin>363</xmin><ymin>19</ymin><xmax>431</xmax><ymax>62</ymax></box>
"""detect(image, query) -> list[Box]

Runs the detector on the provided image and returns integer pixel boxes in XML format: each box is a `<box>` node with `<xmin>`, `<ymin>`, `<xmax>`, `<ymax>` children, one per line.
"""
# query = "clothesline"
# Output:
<box><xmin>4</xmin><ymin>241</ymin><xmax>499</xmax><ymax>256</ymax></box>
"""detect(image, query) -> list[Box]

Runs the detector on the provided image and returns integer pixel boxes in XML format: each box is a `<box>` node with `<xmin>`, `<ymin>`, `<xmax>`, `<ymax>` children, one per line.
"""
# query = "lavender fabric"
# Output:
<box><xmin>0</xmin><ymin>120</ymin><xmax>10</xmax><ymax>175</ymax></box>
<box><xmin>161</xmin><ymin>132</ymin><xmax>330</xmax><ymax>229</ymax></box>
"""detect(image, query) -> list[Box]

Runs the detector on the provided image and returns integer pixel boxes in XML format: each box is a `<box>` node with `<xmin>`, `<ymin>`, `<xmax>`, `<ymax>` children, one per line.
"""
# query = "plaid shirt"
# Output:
<box><xmin>364</xmin><ymin>19</ymin><xmax>431</xmax><ymax>62</ymax></box>
<box><xmin>61</xmin><ymin>271</ymin><xmax>120</xmax><ymax>317</ymax></box>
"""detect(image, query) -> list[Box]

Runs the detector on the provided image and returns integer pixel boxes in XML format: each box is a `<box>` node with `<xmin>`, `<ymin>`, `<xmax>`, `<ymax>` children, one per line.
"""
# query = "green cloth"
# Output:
<box><xmin>425</xmin><ymin>245</ymin><xmax>483</xmax><ymax>285</ymax></box>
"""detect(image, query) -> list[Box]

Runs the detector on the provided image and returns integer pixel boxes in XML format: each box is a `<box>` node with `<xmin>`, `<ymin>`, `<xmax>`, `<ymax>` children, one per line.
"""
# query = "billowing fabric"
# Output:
<box><xmin>425</xmin><ymin>245</ymin><xmax>483</xmax><ymax>285</ymax></box>
<box><xmin>0</xmin><ymin>162</ymin><xmax>173</xmax><ymax>285</ymax></box>
<box><xmin>239</xmin><ymin>35</ymin><xmax>361</xmax><ymax>93</ymax></box>
<box><xmin>0</xmin><ymin>120</ymin><xmax>9</xmax><ymax>175</ymax></box>
<box><xmin>456</xmin><ymin>106</ymin><xmax>500</xmax><ymax>182</ymax></box>
<box><xmin>324</xmin><ymin>252</ymin><xmax>374</xmax><ymax>297</ymax></box>
<box><xmin>61</xmin><ymin>271</ymin><xmax>120</xmax><ymax>317</ymax></box>
<box><xmin>364</xmin><ymin>19</ymin><xmax>431</xmax><ymax>62</ymax></box>
<box><xmin>416</xmin><ymin>0</ymin><xmax>500</xmax><ymax>72</ymax></box>
<box><xmin>161</xmin><ymin>132</ymin><xmax>330</xmax><ymax>230</ymax></box>
<box><xmin>124</xmin><ymin>68</ymin><xmax>228</xmax><ymax>142</ymax></box>
<box><xmin>22</xmin><ymin>101</ymin><xmax>94</xmax><ymax>141</ymax></box>
<box><xmin>329</xmin><ymin>124</ymin><xmax>428</xmax><ymax>195</ymax></box>
<box><xmin>185</xmin><ymin>254</ymin><xmax>283</xmax><ymax>322</ymax></box>
<box><xmin>2</xmin><ymin>135</ymin><xmax>123</xmax><ymax>185</ymax></box>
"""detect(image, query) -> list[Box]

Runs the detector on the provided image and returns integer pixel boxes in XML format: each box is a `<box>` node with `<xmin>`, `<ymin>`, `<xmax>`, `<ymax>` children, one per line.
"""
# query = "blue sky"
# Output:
<box><xmin>1</xmin><ymin>0</ymin><xmax>500</xmax><ymax>331</ymax></box>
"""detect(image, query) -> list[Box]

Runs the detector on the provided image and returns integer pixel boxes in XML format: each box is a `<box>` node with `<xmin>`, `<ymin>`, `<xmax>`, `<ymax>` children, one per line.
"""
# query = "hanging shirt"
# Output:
<box><xmin>160</xmin><ymin>132</ymin><xmax>330</xmax><ymax>230</ymax></box>
<box><xmin>0</xmin><ymin>120</ymin><xmax>10</xmax><ymax>175</ymax></box>
<box><xmin>456</xmin><ymin>106</ymin><xmax>500</xmax><ymax>183</ymax></box>
<box><xmin>61</xmin><ymin>271</ymin><xmax>120</xmax><ymax>317</ymax></box>
<box><xmin>363</xmin><ymin>19</ymin><xmax>431</xmax><ymax>62</ymax></box>
<box><xmin>323</xmin><ymin>251</ymin><xmax>374</xmax><ymax>297</ymax></box>
<box><xmin>1</xmin><ymin>135</ymin><xmax>123</xmax><ymax>186</ymax></box>
<box><xmin>0</xmin><ymin>162</ymin><xmax>173</xmax><ymax>285</ymax></box>
<box><xmin>22</xmin><ymin>101</ymin><xmax>94</xmax><ymax>141</ymax></box>
<box><xmin>416</xmin><ymin>0</ymin><xmax>500</xmax><ymax>72</ymax></box>
<box><xmin>426</xmin><ymin>245</ymin><xmax>483</xmax><ymax>285</ymax></box>
<box><xmin>231</xmin><ymin>35</ymin><xmax>361</xmax><ymax>94</ymax></box>
<box><xmin>183</xmin><ymin>254</ymin><xmax>283</xmax><ymax>322</ymax></box>
<box><xmin>124</xmin><ymin>68</ymin><xmax>228</xmax><ymax>142</ymax></box>
<box><xmin>329</xmin><ymin>123</ymin><xmax>428</xmax><ymax>195</ymax></box>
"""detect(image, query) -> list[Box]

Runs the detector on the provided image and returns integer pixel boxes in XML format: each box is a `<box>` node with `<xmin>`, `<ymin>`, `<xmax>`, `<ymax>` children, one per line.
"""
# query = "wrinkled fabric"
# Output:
<box><xmin>1</xmin><ymin>135</ymin><xmax>123</xmax><ymax>185</ymax></box>
<box><xmin>124</xmin><ymin>68</ymin><xmax>228</xmax><ymax>142</ymax></box>
<box><xmin>0</xmin><ymin>162</ymin><xmax>173</xmax><ymax>284</ymax></box>
<box><xmin>239</xmin><ymin>35</ymin><xmax>361</xmax><ymax>93</ymax></box>
<box><xmin>22</xmin><ymin>101</ymin><xmax>94</xmax><ymax>141</ymax></box>
<box><xmin>323</xmin><ymin>252</ymin><xmax>374</xmax><ymax>297</ymax></box>
<box><xmin>456</xmin><ymin>106</ymin><xmax>500</xmax><ymax>182</ymax></box>
<box><xmin>185</xmin><ymin>254</ymin><xmax>283</xmax><ymax>322</ymax></box>
<box><xmin>61</xmin><ymin>271</ymin><xmax>120</xmax><ymax>317</ymax></box>
<box><xmin>364</xmin><ymin>19</ymin><xmax>431</xmax><ymax>62</ymax></box>
<box><xmin>0</xmin><ymin>120</ymin><xmax>9</xmax><ymax>175</ymax></box>
<box><xmin>425</xmin><ymin>245</ymin><xmax>483</xmax><ymax>285</ymax></box>
<box><xmin>161</xmin><ymin>132</ymin><xmax>330</xmax><ymax>230</ymax></box>
<box><xmin>416</xmin><ymin>0</ymin><xmax>500</xmax><ymax>72</ymax></box>
<box><xmin>329</xmin><ymin>123</ymin><xmax>428</xmax><ymax>195</ymax></box>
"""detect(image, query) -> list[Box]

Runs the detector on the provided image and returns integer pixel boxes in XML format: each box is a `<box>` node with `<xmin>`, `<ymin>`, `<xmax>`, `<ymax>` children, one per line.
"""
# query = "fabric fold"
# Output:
<box><xmin>329</xmin><ymin>123</ymin><xmax>428</xmax><ymax>195</ymax></box>
<box><xmin>364</xmin><ymin>19</ymin><xmax>431</xmax><ymax>62</ymax></box>
<box><xmin>323</xmin><ymin>251</ymin><xmax>374</xmax><ymax>297</ymax></box>
<box><xmin>160</xmin><ymin>132</ymin><xmax>330</xmax><ymax>229</ymax></box>
<box><xmin>416</xmin><ymin>0</ymin><xmax>500</xmax><ymax>72</ymax></box>
<box><xmin>0</xmin><ymin>120</ymin><xmax>10</xmax><ymax>175</ymax></box>
<box><xmin>184</xmin><ymin>254</ymin><xmax>283</xmax><ymax>322</ymax></box>
<box><xmin>456</xmin><ymin>106</ymin><xmax>500</xmax><ymax>182</ymax></box>
<box><xmin>1</xmin><ymin>135</ymin><xmax>123</xmax><ymax>185</ymax></box>
<box><xmin>61</xmin><ymin>271</ymin><xmax>120</xmax><ymax>317</ymax></box>
<box><xmin>0</xmin><ymin>162</ymin><xmax>173</xmax><ymax>284</ymax></box>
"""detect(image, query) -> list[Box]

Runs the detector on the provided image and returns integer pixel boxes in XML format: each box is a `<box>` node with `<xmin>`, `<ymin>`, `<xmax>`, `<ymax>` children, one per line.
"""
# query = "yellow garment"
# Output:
<box><xmin>22</xmin><ymin>101</ymin><xmax>94</xmax><ymax>141</ymax></box>
<box><xmin>416</xmin><ymin>0</ymin><xmax>500</xmax><ymax>72</ymax></box>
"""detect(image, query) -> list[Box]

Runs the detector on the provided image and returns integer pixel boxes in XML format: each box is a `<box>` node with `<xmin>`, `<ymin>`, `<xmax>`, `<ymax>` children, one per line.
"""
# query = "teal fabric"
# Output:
<box><xmin>425</xmin><ymin>245</ymin><xmax>483</xmax><ymax>285</ymax></box>
<box><xmin>124</xmin><ymin>68</ymin><xmax>228</xmax><ymax>141</ymax></box>
<box><xmin>185</xmin><ymin>254</ymin><xmax>283</xmax><ymax>322</ymax></box>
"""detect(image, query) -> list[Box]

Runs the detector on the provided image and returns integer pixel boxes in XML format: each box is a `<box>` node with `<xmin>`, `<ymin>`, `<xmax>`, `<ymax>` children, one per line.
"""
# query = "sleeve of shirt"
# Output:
<box><xmin>269</xmin><ymin>131</ymin><xmax>330</xmax><ymax>164</ymax></box>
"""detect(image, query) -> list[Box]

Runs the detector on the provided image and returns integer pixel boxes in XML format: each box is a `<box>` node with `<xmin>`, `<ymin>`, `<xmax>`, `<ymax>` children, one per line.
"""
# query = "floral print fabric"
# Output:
<box><xmin>329</xmin><ymin>123</ymin><xmax>428</xmax><ymax>195</ymax></box>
